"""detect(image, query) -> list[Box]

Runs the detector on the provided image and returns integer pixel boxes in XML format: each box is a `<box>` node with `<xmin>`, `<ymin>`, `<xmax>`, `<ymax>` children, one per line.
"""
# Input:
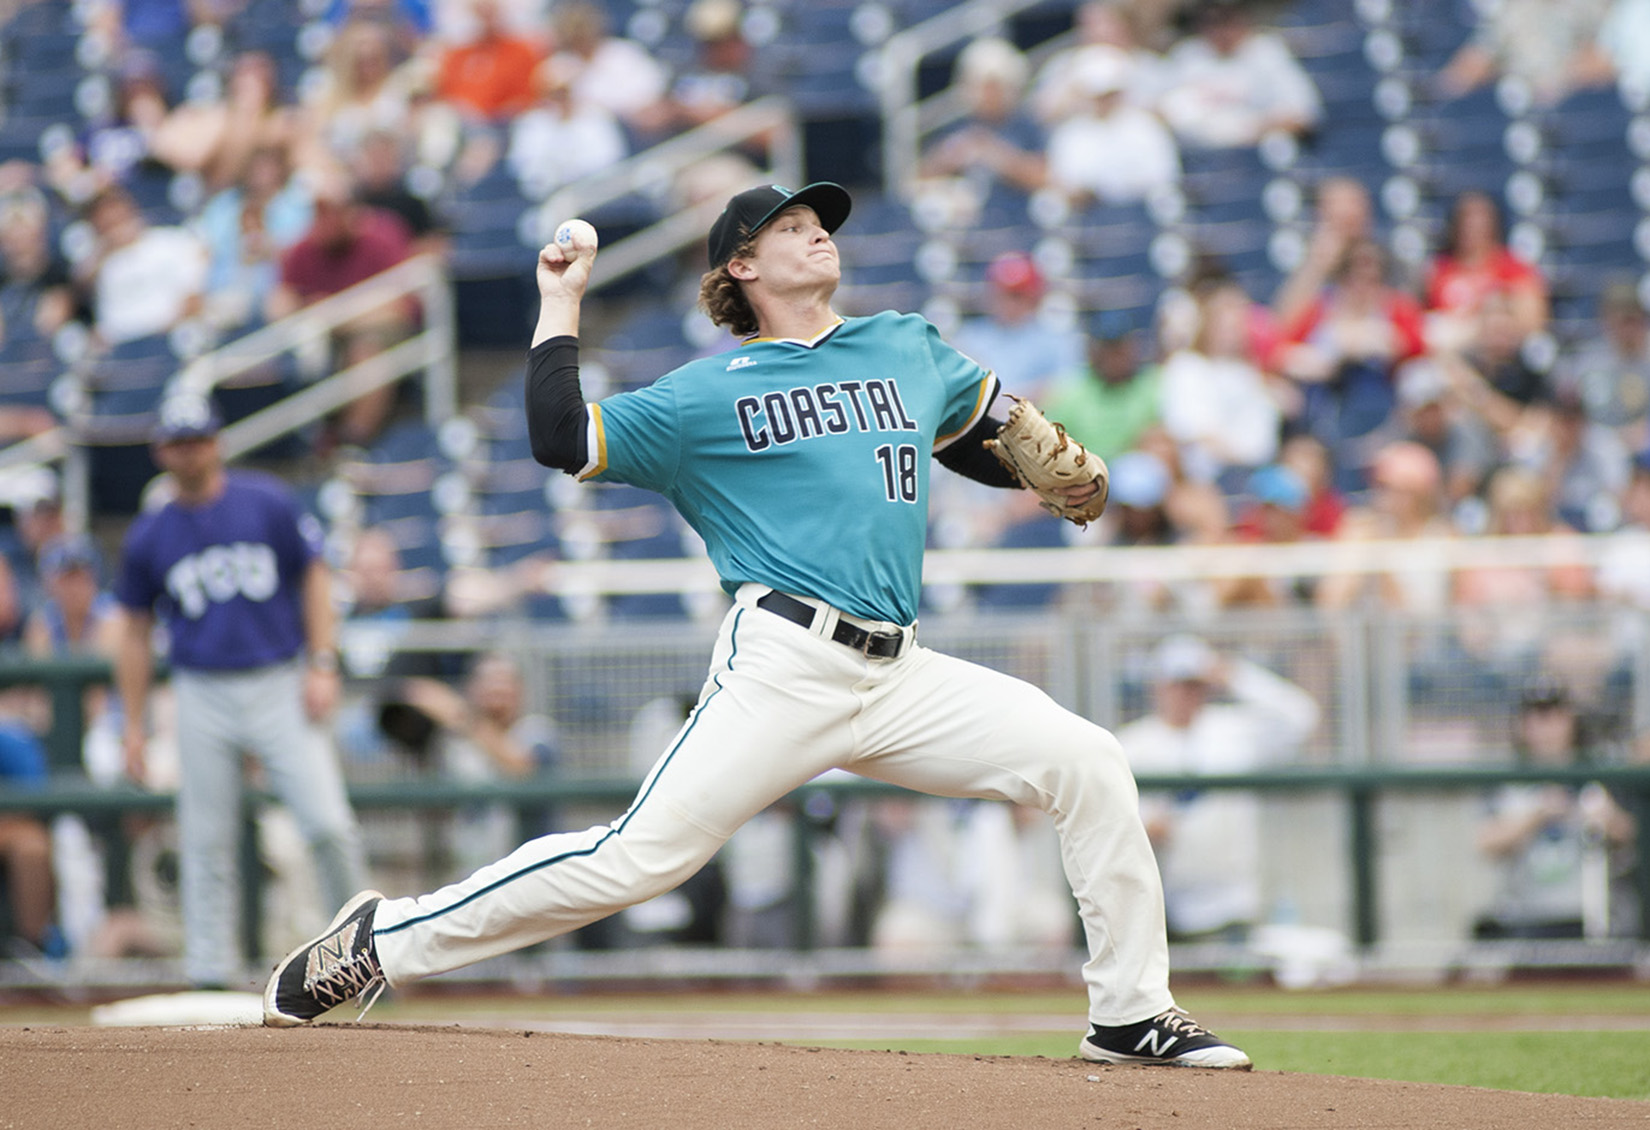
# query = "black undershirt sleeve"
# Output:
<box><xmin>525</xmin><ymin>335</ymin><xmax>589</xmax><ymax>473</ymax></box>
<box><xmin>935</xmin><ymin>412</ymin><xmax>1020</xmax><ymax>489</ymax></box>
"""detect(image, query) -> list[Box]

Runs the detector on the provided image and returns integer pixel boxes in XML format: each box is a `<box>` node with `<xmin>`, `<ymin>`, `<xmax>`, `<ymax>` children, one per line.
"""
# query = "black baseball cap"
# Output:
<box><xmin>707</xmin><ymin>182</ymin><xmax>853</xmax><ymax>268</ymax></box>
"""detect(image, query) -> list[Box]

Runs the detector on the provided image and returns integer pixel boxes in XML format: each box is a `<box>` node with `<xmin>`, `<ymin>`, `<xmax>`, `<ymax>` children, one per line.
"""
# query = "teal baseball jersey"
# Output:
<box><xmin>581</xmin><ymin>312</ymin><xmax>998</xmax><ymax>624</ymax></box>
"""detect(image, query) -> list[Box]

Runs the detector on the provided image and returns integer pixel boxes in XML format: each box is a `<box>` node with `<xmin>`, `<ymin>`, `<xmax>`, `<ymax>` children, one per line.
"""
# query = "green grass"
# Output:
<box><xmin>780</xmin><ymin>985</ymin><xmax>1650</xmax><ymax>1101</ymax></box>
<box><xmin>1236</xmin><ymin>1030</ymin><xmax>1650</xmax><ymax>1100</ymax></box>
<box><xmin>803</xmin><ymin>1029</ymin><xmax>1650</xmax><ymax>1101</ymax></box>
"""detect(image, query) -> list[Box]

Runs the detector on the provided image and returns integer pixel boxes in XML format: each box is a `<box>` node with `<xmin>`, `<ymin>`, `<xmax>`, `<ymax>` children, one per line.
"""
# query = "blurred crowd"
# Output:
<box><xmin>929</xmin><ymin>174</ymin><xmax>1650</xmax><ymax>720</ymax></box>
<box><xmin>919</xmin><ymin>0</ymin><xmax>1650</xmax><ymax>217</ymax></box>
<box><xmin>939</xmin><ymin>174</ymin><xmax>1650</xmax><ymax>554</ymax></box>
<box><xmin>919</xmin><ymin>0</ymin><xmax>1323</xmax><ymax>215</ymax></box>
<box><xmin>0</xmin><ymin>0</ymin><xmax>785</xmax><ymax>458</ymax></box>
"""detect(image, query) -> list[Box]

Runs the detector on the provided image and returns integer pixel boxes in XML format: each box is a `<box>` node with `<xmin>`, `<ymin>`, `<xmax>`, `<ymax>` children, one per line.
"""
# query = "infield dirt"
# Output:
<box><xmin>4</xmin><ymin>1023</ymin><xmax>1649</xmax><ymax>1129</ymax></box>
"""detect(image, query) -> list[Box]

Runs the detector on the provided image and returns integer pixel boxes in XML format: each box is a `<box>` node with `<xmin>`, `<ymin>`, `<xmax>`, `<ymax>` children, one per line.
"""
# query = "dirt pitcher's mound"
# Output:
<box><xmin>4</xmin><ymin>1024</ymin><xmax>1646</xmax><ymax>1129</ymax></box>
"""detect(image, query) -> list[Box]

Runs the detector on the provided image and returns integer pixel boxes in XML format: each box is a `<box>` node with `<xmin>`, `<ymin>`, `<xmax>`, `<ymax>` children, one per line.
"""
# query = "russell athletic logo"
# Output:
<box><xmin>727</xmin><ymin>356</ymin><xmax>757</xmax><ymax>371</ymax></box>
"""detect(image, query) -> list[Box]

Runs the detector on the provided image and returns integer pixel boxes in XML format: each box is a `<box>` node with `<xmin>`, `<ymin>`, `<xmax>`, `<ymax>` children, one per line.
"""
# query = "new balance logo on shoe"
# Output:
<box><xmin>1080</xmin><ymin>1008</ymin><xmax>1251</xmax><ymax>1070</ymax></box>
<box><xmin>1133</xmin><ymin>1028</ymin><xmax>1180</xmax><ymax>1057</ymax></box>
<box><xmin>306</xmin><ymin>921</ymin><xmax>362</xmax><ymax>991</ymax></box>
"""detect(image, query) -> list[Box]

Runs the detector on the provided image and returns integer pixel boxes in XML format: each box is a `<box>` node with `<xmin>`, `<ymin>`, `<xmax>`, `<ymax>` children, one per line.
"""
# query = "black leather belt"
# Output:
<box><xmin>756</xmin><ymin>591</ymin><xmax>908</xmax><ymax>659</ymax></box>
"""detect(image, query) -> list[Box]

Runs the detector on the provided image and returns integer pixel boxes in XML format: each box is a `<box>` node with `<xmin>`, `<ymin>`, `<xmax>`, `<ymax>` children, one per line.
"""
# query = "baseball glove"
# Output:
<box><xmin>983</xmin><ymin>396</ymin><xmax>1110</xmax><ymax>526</ymax></box>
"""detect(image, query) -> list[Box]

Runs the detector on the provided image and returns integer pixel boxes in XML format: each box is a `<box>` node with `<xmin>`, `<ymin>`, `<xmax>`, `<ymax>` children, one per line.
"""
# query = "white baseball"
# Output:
<box><xmin>554</xmin><ymin>218</ymin><xmax>598</xmax><ymax>256</ymax></box>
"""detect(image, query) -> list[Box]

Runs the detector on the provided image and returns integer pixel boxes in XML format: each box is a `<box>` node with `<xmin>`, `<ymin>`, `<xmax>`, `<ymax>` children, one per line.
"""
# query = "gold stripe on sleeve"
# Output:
<box><xmin>577</xmin><ymin>402</ymin><xmax>609</xmax><ymax>480</ymax></box>
<box><xmin>933</xmin><ymin>373</ymin><xmax>998</xmax><ymax>451</ymax></box>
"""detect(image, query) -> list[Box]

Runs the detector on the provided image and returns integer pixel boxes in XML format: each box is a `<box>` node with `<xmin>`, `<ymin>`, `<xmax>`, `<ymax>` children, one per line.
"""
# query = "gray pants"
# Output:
<box><xmin>172</xmin><ymin>663</ymin><xmax>367</xmax><ymax>986</ymax></box>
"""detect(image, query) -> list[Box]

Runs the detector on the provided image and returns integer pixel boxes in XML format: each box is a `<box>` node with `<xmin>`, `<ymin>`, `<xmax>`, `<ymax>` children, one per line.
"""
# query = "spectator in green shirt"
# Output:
<box><xmin>1044</xmin><ymin>310</ymin><xmax>1162</xmax><ymax>462</ymax></box>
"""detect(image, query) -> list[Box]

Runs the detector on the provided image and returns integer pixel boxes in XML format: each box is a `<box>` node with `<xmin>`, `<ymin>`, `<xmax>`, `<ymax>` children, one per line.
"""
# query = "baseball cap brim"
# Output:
<box><xmin>153</xmin><ymin>423</ymin><xmax>219</xmax><ymax>443</ymax></box>
<box><xmin>750</xmin><ymin>182</ymin><xmax>852</xmax><ymax>241</ymax></box>
<box><xmin>708</xmin><ymin>181</ymin><xmax>853</xmax><ymax>267</ymax></box>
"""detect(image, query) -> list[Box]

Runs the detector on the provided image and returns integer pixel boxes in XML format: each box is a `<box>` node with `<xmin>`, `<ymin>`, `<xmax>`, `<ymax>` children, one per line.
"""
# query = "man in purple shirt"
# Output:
<box><xmin>113</xmin><ymin>392</ymin><xmax>368</xmax><ymax>989</ymax></box>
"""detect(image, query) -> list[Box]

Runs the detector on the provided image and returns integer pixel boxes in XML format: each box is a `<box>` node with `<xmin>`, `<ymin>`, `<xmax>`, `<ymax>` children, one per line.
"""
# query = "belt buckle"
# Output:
<box><xmin>864</xmin><ymin>629</ymin><xmax>904</xmax><ymax>659</ymax></box>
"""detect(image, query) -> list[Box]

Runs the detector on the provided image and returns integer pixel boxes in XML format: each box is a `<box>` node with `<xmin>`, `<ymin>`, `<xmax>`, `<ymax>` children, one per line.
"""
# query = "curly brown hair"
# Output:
<box><xmin>698</xmin><ymin>235</ymin><xmax>759</xmax><ymax>338</ymax></box>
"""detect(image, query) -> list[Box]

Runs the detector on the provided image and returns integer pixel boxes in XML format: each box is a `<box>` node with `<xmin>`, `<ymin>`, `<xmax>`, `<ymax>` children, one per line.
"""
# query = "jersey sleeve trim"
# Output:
<box><xmin>933</xmin><ymin>372</ymin><xmax>1000</xmax><ymax>452</ymax></box>
<box><xmin>576</xmin><ymin>402</ymin><xmax>608</xmax><ymax>480</ymax></box>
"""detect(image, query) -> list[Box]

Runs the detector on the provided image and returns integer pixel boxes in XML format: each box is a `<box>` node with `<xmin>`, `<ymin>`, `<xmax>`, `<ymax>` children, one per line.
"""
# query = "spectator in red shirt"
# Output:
<box><xmin>1276</xmin><ymin>237</ymin><xmax>1427</xmax><ymax>491</ymax></box>
<box><xmin>1279</xmin><ymin>238</ymin><xmax>1427</xmax><ymax>361</ymax></box>
<box><xmin>434</xmin><ymin>0</ymin><xmax>545</xmax><ymax>124</ymax></box>
<box><xmin>1424</xmin><ymin>189</ymin><xmax>1548</xmax><ymax>348</ymax></box>
<box><xmin>267</xmin><ymin>171</ymin><xmax>415</xmax><ymax>448</ymax></box>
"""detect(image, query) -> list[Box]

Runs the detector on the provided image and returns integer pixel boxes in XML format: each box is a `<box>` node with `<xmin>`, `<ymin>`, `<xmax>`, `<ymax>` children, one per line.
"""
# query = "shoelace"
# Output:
<box><xmin>1153</xmin><ymin>1009</ymin><xmax>1212</xmax><ymax>1039</ymax></box>
<box><xmin>306</xmin><ymin>947</ymin><xmax>386</xmax><ymax>1019</ymax></box>
<box><xmin>354</xmin><ymin>977</ymin><xmax>387</xmax><ymax>1022</ymax></box>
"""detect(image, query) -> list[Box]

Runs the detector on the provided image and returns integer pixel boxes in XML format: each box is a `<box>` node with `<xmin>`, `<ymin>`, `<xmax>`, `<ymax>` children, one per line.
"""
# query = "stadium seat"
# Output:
<box><xmin>0</xmin><ymin>334</ymin><xmax>60</xmax><ymax>412</ymax></box>
<box><xmin>446</xmin><ymin>163</ymin><xmax>535</xmax><ymax>280</ymax></box>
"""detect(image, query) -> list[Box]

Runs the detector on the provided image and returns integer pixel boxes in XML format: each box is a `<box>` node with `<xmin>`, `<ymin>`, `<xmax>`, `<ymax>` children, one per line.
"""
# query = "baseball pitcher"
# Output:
<box><xmin>264</xmin><ymin>182</ymin><xmax>1248</xmax><ymax>1069</ymax></box>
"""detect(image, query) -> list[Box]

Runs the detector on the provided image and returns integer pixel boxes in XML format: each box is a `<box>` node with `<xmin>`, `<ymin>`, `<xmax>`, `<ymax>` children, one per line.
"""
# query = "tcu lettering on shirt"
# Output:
<box><xmin>166</xmin><ymin>542</ymin><xmax>280</xmax><ymax>619</ymax></box>
<box><xmin>734</xmin><ymin>378</ymin><xmax>919</xmax><ymax>452</ymax></box>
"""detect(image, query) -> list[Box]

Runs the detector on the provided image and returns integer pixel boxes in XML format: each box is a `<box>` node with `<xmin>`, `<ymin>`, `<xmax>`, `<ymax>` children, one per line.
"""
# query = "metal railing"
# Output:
<box><xmin>511</xmin><ymin>530</ymin><xmax>1621</xmax><ymax>595</ymax></box>
<box><xmin>0</xmin><ymin>253</ymin><xmax>458</xmax><ymax>526</ymax></box>
<box><xmin>175</xmin><ymin>253</ymin><xmax>458</xmax><ymax>450</ymax></box>
<box><xmin>875</xmin><ymin>0</ymin><xmax>1071</xmax><ymax>198</ymax></box>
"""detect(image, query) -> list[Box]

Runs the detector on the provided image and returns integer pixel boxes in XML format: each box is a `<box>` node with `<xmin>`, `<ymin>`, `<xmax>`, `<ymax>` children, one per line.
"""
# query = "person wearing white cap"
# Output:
<box><xmin>917</xmin><ymin>37</ymin><xmax>1049</xmax><ymax>204</ymax></box>
<box><xmin>507</xmin><ymin>54</ymin><xmax>629</xmax><ymax>199</ymax></box>
<box><xmin>1045</xmin><ymin>45</ymin><xmax>1181</xmax><ymax>206</ymax></box>
<box><xmin>1156</xmin><ymin>0</ymin><xmax>1321</xmax><ymax>149</ymax></box>
<box><xmin>1116</xmin><ymin>634</ymin><xmax>1321</xmax><ymax>940</ymax></box>
<box><xmin>1029</xmin><ymin>0</ymin><xmax>1170</xmax><ymax>125</ymax></box>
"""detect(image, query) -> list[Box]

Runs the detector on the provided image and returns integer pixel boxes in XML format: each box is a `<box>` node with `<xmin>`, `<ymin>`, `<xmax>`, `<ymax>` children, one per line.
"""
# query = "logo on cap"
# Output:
<box><xmin>154</xmin><ymin>392</ymin><xmax>221</xmax><ymax>442</ymax></box>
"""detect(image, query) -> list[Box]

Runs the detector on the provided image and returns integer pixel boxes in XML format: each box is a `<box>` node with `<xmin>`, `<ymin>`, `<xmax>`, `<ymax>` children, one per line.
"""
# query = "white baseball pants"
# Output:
<box><xmin>372</xmin><ymin>585</ymin><xmax>1176</xmax><ymax>1027</ymax></box>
